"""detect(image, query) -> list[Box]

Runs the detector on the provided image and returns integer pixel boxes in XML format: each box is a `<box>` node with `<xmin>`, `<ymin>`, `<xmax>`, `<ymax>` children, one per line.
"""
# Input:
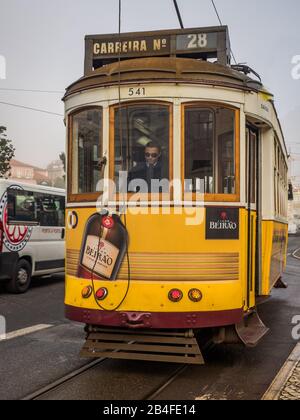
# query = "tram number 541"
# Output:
<box><xmin>128</xmin><ymin>87</ymin><xmax>146</xmax><ymax>97</ymax></box>
<box><xmin>187</xmin><ymin>33</ymin><xmax>208</xmax><ymax>49</ymax></box>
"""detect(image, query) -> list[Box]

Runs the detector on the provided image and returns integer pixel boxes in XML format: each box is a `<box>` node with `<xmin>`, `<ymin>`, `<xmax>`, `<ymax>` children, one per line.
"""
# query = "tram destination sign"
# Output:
<box><xmin>176</xmin><ymin>32</ymin><xmax>218</xmax><ymax>52</ymax></box>
<box><xmin>93</xmin><ymin>36</ymin><xmax>171</xmax><ymax>57</ymax></box>
<box><xmin>85</xmin><ymin>27</ymin><xmax>231</xmax><ymax>73</ymax></box>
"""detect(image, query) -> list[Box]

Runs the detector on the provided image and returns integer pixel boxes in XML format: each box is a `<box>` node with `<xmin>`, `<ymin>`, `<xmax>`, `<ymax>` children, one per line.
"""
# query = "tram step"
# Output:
<box><xmin>235</xmin><ymin>311</ymin><xmax>269</xmax><ymax>347</ymax></box>
<box><xmin>80</xmin><ymin>328</ymin><xmax>205</xmax><ymax>365</ymax></box>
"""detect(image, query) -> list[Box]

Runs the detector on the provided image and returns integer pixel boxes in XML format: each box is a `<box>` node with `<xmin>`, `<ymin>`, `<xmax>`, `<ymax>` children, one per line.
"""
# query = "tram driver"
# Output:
<box><xmin>128</xmin><ymin>142</ymin><xmax>164</xmax><ymax>193</ymax></box>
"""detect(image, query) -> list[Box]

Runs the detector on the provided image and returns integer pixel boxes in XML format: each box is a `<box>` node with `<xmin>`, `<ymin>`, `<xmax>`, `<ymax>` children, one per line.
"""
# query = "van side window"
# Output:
<box><xmin>7</xmin><ymin>189</ymin><xmax>38</xmax><ymax>224</ymax></box>
<box><xmin>55</xmin><ymin>197</ymin><xmax>65</xmax><ymax>227</ymax></box>
<box><xmin>7</xmin><ymin>189</ymin><xmax>65</xmax><ymax>227</ymax></box>
<box><xmin>35</xmin><ymin>194</ymin><xmax>65</xmax><ymax>227</ymax></box>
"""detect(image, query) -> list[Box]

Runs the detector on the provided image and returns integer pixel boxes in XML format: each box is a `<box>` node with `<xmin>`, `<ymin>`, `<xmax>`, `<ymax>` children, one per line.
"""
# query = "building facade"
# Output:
<box><xmin>9</xmin><ymin>159</ymin><xmax>50</xmax><ymax>186</ymax></box>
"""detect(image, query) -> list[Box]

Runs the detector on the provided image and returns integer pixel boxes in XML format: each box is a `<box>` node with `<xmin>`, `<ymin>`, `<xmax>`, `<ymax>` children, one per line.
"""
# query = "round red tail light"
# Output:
<box><xmin>102</xmin><ymin>216</ymin><xmax>114</xmax><ymax>229</ymax></box>
<box><xmin>96</xmin><ymin>287</ymin><xmax>108</xmax><ymax>301</ymax></box>
<box><xmin>168</xmin><ymin>289</ymin><xmax>183</xmax><ymax>302</ymax></box>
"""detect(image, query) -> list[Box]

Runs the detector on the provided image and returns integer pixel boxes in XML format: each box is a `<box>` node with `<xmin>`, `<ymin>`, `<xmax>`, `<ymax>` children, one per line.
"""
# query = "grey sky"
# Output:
<box><xmin>0</xmin><ymin>0</ymin><xmax>300</xmax><ymax>173</ymax></box>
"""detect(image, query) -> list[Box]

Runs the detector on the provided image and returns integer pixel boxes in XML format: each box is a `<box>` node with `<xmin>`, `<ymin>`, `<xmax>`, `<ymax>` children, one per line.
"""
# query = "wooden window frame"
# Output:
<box><xmin>181</xmin><ymin>102</ymin><xmax>240</xmax><ymax>203</ymax></box>
<box><xmin>67</xmin><ymin>106</ymin><xmax>103</xmax><ymax>203</ymax></box>
<box><xmin>109</xmin><ymin>101</ymin><xmax>173</xmax><ymax>202</ymax></box>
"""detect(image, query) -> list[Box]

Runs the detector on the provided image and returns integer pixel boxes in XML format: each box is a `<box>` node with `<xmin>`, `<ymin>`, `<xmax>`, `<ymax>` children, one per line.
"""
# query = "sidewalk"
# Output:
<box><xmin>262</xmin><ymin>338</ymin><xmax>300</xmax><ymax>400</ymax></box>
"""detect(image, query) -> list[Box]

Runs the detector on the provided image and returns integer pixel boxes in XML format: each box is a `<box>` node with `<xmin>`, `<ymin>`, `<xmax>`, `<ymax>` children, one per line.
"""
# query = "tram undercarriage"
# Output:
<box><xmin>78</xmin><ymin>309</ymin><xmax>269</xmax><ymax>365</ymax></box>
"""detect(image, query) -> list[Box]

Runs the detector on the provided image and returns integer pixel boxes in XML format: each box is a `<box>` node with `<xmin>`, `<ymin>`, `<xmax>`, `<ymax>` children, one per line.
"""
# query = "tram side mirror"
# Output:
<box><xmin>7</xmin><ymin>189</ymin><xmax>39</xmax><ymax>226</ymax></box>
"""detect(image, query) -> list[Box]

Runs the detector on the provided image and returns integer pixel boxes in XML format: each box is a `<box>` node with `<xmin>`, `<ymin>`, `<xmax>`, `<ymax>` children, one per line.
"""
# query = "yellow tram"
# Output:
<box><xmin>64</xmin><ymin>27</ymin><xmax>288</xmax><ymax>364</ymax></box>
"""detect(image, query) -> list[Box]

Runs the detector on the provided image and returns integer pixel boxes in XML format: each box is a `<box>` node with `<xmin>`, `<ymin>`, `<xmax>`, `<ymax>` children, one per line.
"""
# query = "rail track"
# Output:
<box><xmin>22</xmin><ymin>338</ymin><xmax>214</xmax><ymax>400</ymax></box>
<box><xmin>22</xmin><ymin>359</ymin><xmax>190</xmax><ymax>401</ymax></box>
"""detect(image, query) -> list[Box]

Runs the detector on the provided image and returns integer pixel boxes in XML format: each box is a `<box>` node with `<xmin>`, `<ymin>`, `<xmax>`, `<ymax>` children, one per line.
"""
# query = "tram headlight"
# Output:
<box><xmin>82</xmin><ymin>286</ymin><xmax>92</xmax><ymax>299</ymax></box>
<box><xmin>96</xmin><ymin>287</ymin><xmax>108</xmax><ymax>301</ymax></box>
<box><xmin>168</xmin><ymin>289</ymin><xmax>183</xmax><ymax>302</ymax></box>
<box><xmin>188</xmin><ymin>289</ymin><xmax>203</xmax><ymax>303</ymax></box>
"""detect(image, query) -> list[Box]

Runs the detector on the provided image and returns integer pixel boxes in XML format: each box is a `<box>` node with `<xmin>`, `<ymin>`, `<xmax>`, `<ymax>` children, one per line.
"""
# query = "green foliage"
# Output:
<box><xmin>0</xmin><ymin>126</ymin><xmax>15</xmax><ymax>178</ymax></box>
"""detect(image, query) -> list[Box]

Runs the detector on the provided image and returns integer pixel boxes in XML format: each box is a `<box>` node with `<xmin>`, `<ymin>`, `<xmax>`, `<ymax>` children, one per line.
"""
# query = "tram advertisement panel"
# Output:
<box><xmin>77</xmin><ymin>213</ymin><xmax>128</xmax><ymax>281</ymax></box>
<box><xmin>206</xmin><ymin>207</ymin><xmax>239</xmax><ymax>240</ymax></box>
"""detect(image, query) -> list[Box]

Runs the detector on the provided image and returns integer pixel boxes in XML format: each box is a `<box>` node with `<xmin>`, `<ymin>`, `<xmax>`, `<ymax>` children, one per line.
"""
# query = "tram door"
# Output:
<box><xmin>246</xmin><ymin>126</ymin><xmax>259</xmax><ymax>309</ymax></box>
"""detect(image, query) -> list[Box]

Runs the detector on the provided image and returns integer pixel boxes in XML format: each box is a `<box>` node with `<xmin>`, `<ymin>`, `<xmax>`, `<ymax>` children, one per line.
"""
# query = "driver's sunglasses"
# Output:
<box><xmin>145</xmin><ymin>153</ymin><xmax>159</xmax><ymax>158</ymax></box>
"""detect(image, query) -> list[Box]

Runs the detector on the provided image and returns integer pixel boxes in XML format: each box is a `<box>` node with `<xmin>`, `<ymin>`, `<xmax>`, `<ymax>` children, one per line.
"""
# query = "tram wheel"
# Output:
<box><xmin>6</xmin><ymin>259</ymin><xmax>32</xmax><ymax>294</ymax></box>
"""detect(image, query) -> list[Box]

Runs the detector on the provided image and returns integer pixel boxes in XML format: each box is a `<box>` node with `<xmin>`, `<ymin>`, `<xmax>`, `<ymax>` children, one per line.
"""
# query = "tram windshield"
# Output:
<box><xmin>184</xmin><ymin>106</ymin><xmax>236</xmax><ymax>194</ymax></box>
<box><xmin>68</xmin><ymin>103</ymin><xmax>238</xmax><ymax>201</ymax></box>
<box><xmin>113</xmin><ymin>104</ymin><xmax>170</xmax><ymax>193</ymax></box>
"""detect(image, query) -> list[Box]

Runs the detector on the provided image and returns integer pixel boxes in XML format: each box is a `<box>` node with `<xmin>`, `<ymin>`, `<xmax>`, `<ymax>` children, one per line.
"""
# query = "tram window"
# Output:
<box><xmin>70</xmin><ymin>108</ymin><xmax>102</xmax><ymax>195</ymax></box>
<box><xmin>184</xmin><ymin>106</ymin><xmax>235</xmax><ymax>194</ymax></box>
<box><xmin>273</xmin><ymin>136</ymin><xmax>288</xmax><ymax>218</ymax></box>
<box><xmin>217</xmin><ymin>109</ymin><xmax>236</xmax><ymax>195</ymax></box>
<box><xmin>114</xmin><ymin>105</ymin><xmax>170</xmax><ymax>193</ymax></box>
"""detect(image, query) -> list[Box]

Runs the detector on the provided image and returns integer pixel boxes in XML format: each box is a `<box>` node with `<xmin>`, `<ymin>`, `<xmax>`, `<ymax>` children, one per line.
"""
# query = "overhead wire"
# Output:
<box><xmin>210</xmin><ymin>0</ymin><xmax>238</xmax><ymax>65</ymax></box>
<box><xmin>172</xmin><ymin>0</ymin><xmax>184</xmax><ymax>28</ymax></box>
<box><xmin>0</xmin><ymin>101</ymin><xmax>63</xmax><ymax>116</ymax></box>
<box><xmin>210</xmin><ymin>0</ymin><xmax>222</xmax><ymax>26</ymax></box>
<box><xmin>0</xmin><ymin>88</ymin><xmax>63</xmax><ymax>94</ymax></box>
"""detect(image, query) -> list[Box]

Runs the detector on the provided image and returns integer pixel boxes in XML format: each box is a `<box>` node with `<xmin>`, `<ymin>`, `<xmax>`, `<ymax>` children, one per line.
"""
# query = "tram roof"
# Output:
<box><xmin>63</xmin><ymin>57</ymin><xmax>266</xmax><ymax>99</ymax></box>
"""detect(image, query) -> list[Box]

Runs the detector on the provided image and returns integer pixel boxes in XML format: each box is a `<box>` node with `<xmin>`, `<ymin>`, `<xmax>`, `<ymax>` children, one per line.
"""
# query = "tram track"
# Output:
<box><xmin>143</xmin><ymin>365</ymin><xmax>188</xmax><ymax>400</ymax></box>
<box><xmin>23</xmin><ymin>358</ymin><xmax>189</xmax><ymax>401</ymax></box>
<box><xmin>22</xmin><ymin>338</ymin><xmax>214</xmax><ymax>400</ymax></box>
<box><xmin>22</xmin><ymin>358</ymin><xmax>107</xmax><ymax>400</ymax></box>
<box><xmin>23</xmin><ymin>356</ymin><xmax>192</xmax><ymax>401</ymax></box>
<box><xmin>142</xmin><ymin>339</ymin><xmax>215</xmax><ymax>400</ymax></box>
<box><xmin>24</xmin><ymin>362</ymin><xmax>192</xmax><ymax>401</ymax></box>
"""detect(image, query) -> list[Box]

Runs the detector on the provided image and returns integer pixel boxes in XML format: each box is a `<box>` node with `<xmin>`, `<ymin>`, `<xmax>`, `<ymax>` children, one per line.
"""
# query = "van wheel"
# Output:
<box><xmin>6</xmin><ymin>259</ymin><xmax>32</xmax><ymax>294</ymax></box>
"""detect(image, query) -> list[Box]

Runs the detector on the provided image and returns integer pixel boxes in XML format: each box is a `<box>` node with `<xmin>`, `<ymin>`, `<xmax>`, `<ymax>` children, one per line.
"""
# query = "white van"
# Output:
<box><xmin>0</xmin><ymin>180</ymin><xmax>65</xmax><ymax>293</ymax></box>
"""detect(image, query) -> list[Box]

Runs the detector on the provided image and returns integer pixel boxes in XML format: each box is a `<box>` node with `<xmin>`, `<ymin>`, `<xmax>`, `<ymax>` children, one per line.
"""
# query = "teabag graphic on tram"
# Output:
<box><xmin>63</xmin><ymin>26</ymin><xmax>289</xmax><ymax>364</ymax></box>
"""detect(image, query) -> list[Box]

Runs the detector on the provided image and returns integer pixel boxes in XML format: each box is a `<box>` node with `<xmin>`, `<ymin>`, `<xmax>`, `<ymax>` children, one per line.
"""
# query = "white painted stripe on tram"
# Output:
<box><xmin>0</xmin><ymin>324</ymin><xmax>53</xmax><ymax>342</ymax></box>
<box><xmin>262</xmin><ymin>343</ymin><xmax>300</xmax><ymax>400</ymax></box>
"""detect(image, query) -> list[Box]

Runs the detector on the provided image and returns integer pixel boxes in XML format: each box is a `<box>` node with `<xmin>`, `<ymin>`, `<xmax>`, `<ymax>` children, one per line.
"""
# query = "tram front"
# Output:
<box><xmin>64</xmin><ymin>27</ymin><xmax>288</xmax><ymax>363</ymax></box>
